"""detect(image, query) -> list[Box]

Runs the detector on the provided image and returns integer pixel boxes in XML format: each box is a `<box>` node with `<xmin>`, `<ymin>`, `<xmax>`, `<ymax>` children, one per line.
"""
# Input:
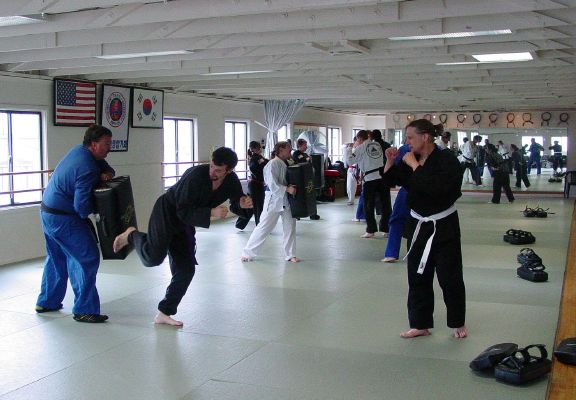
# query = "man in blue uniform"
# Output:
<box><xmin>36</xmin><ymin>125</ymin><xmax>114</xmax><ymax>323</ymax></box>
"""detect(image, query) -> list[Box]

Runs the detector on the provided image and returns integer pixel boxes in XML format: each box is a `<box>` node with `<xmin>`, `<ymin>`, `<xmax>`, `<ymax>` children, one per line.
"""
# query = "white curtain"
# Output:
<box><xmin>261</xmin><ymin>99</ymin><xmax>305</xmax><ymax>158</ymax></box>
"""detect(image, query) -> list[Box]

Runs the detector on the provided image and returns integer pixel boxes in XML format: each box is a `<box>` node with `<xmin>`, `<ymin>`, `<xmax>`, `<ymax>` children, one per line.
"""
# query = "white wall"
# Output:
<box><xmin>0</xmin><ymin>76</ymin><xmax>377</xmax><ymax>266</ymax></box>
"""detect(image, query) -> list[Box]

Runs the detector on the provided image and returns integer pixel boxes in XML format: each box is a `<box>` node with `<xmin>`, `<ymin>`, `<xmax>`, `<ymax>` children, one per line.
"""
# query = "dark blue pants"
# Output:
<box><xmin>384</xmin><ymin>188</ymin><xmax>409</xmax><ymax>259</ymax></box>
<box><xmin>37</xmin><ymin>212</ymin><xmax>101</xmax><ymax>314</ymax></box>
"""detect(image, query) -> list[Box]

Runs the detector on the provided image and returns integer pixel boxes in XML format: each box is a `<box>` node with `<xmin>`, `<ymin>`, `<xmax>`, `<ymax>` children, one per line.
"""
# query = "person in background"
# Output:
<box><xmin>485</xmin><ymin>143</ymin><xmax>515</xmax><ymax>204</ymax></box>
<box><xmin>235</xmin><ymin>141</ymin><xmax>268</xmax><ymax>229</ymax></box>
<box><xmin>548</xmin><ymin>140</ymin><xmax>563</xmax><ymax>173</ymax></box>
<box><xmin>343</xmin><ymin>141</ymin><xmax>357</xmax><ymax>205</ymax></box>
<box><xmin>527</xmin><ymin>138</ymin><xmax>544</xmax><ymax>175</ymax></box>
<box><xmin>241</xmin><ymin>141</ymin><xmax>300</xmax><ymax>263</ymax></box>
<box><xmin>347</xmin><ymin>130</ymin><xmax>386</xmax><ymax>238</ymax></box>
<box><xmin>510</xmin><ymin>143</ymin><xmax>531</xmax><ymax>189</ymax></box>
<box><xmin>434</xmin><ymin>131</ymin><xmax>451</xmax><ymax>150</ymax></box>
<box><xmin>113</xmin><ymin>147</ymin><xmax>253</xmax><ymax>327</ymax></box>
<box><xmin>36</xmin><ymin>125</ymin><xmax>114</xmax><ymax>323</ymax></box>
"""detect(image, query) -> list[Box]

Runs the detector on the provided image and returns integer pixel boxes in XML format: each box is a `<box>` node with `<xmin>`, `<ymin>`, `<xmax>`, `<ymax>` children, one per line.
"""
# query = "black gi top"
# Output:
<box><xmin>385</xmin><ymin>146</ymin><xmax>462</xmax><ymax>241</ymax></box>
<box><xmin>510</xmin><ymin>149</ymin><xmax>526</xmax><ymax>170</ymax></box>
<box><xmin>292</xmin><ymin>150</ymin><xmax>310</xmax><ymax>164</ymax></box>
<box><xmin>164</xmin><ymin>164</ymin><xmax>246</xmax><ymax>229</ymax></box>
<box><xmin>249</xmin><ymin>154</ymin><xmax>268</xmax><ymax>183</ymax></box>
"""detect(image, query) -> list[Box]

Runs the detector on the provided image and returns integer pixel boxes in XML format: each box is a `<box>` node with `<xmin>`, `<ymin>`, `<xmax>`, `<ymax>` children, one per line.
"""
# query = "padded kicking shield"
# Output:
<box><xmin>93</xmin><ymin>176</ymin><xmax>138</xmax><ymax>260</ymax></box>
<box><xmin>310</xmin><ymin>153</ymin><xmax>325</xmax><ymax>190</ymax></box>
<box><xmin>554</xmin><ymin>337</ymin><xmax>576</xmax><ymax>365</ymax></box>
<box><xmin>469</xmin><ymin>343</ymin><xmax>518</xmax><ymax>371</ymax></box>
<box><xmin>286</xmin><ymin>163</ymin><xmax>317</xmax><ymax>218</ymax></box>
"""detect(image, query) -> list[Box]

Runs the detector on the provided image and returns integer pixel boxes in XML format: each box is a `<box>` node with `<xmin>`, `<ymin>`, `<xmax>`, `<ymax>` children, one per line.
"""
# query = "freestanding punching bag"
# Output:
<box><xmin>286</xmin><ymin>162</ymin><xmax>317</xmax><ymax>218</ymax></box>
<box><xmin>93</xmin><ymin>176</ymin><xmax>138</xmax><ymax>260</ymax></box>
<box><xmin>310</xmin><ymin>153</ymin><xmax>325</xmax><ymax>190</ymax></box>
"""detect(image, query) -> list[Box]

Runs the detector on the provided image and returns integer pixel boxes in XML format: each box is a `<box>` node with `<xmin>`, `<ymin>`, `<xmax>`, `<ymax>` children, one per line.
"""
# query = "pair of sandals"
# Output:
<box><xmin>503</xmin><ymin>229</ymin><xmax>536</xmax><ymax>245</ymax></box>
<box><xmin>516</xmin><ymin>248</ymin><xmax>548</xmax><ymax>282</ymax></box>
<box><xmin>470</xmin><ymin>343</ymin><xmax>551</xmax><ymax>384</ymax></box>
<box><xmin>523</xmin><ymin>206</ymin><xmax>551</xmax><ymax>218</ymax></box>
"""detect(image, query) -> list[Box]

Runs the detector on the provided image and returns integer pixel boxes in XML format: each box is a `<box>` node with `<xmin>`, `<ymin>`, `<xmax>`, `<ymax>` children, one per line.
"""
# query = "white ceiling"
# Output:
<box><xmin>2</xmin><ymin>0</ymin><xmax>576</xmax><ymax>115</ymax></box>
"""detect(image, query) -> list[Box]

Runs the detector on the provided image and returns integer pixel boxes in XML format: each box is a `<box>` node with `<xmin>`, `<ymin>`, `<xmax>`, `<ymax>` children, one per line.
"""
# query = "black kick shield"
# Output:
<box><xmin>93</xmin><ymin>176</ymin><xmax>138</xmax><ymax>260</ymax></box>
<box><xmin>286</xmin><ymin>163</ymin><xmax>317</xmax><ymax>218</ymax></box>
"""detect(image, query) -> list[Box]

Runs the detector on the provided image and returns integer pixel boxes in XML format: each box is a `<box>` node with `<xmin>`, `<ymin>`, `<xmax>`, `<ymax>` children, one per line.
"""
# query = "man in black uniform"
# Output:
<box><xmin>113</xmin><ymin>147</ymin><xmax>253</xmax><ymax>326</ymax></box>
<box><xmin>384</xmin><ymin>119</ymin><xmax>467</xmax><ymax>339</ymax></box>
<box><xmin>548</xmin><ymin>140</ymin><xmax>563</xmax><ymax>173</ymax></box>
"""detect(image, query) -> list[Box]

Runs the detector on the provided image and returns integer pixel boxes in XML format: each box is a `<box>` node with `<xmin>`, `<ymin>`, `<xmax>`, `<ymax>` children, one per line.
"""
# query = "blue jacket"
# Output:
<box><xmin>43</xmin><ymin>145</ymin><xmax>109</xmax><ymax>218</ymax></box>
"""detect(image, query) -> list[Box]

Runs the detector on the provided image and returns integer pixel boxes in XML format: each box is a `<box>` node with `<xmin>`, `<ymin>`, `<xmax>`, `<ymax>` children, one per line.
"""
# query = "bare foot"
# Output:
<box><xmin>154</xmin><ymin>311</ymin><xmax>183</xmax><ymax>327</ymax></box>
<box><xmin>241</xmin><ymin>256</ymin><xmax>252</xmax><ymax>262</ymax></box>
<box><xmin>288</xmin><ymin>257</ymin><xmax>301</xmax><ymax>263</ymax></box>
<box><xmin>381</xmin><ymin>257</ymin><xmax>398</xmax><ymax>263</ymax></box>
<box><xmin>360</xmin><ymin>232</ymin><xmax>375</xmax><ymax>238</ymax></box>
<box><xmin>453</xmin><ymin>326</ymin><xmax>468</xmax><ymax>338</ymax></box>
<box><xmin>400</xmin><ymin>328</ymin><xmax>431</xmax><ymax>338</ymax></box>
<box><xmin>113</xmin><ymin>226</ymin><xmax>136</xmax><ymax>253</ymax></box>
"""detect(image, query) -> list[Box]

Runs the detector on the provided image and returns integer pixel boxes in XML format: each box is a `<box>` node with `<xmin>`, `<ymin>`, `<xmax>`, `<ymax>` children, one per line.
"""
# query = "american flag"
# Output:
<box><xmin>54</xmin><ymin>79</ymin><xmax>96</xmax><ymax>126</ymax></box>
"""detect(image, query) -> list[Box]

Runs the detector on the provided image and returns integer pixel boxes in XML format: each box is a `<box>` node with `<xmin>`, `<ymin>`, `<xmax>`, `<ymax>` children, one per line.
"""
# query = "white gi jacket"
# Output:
<box><xmin>460</xmin><ymin>141</ymin><xmax>477</xmax><ymax>162</ymax></box>
<box><xmin>434</xmin><ymin>137</ymin><xmax>448</xmax><ymax>150</ymax></box>
<box><xmin>498</xmin><ymin>144</ymin><xmax>510</xmax><ymax>159</ymax></box>
<box><xmin>349</xmin><ymin>140</ymin><xmax>383</xmax><ymax>182</ymax></box>
<box><xmin>263</xmin><ymin>157</ymin><xmax>289</xmax><ymax>213</ymax></box>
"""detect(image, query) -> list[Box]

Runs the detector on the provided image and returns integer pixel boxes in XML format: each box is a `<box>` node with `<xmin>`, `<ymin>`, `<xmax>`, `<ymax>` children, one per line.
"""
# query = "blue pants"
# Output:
<box><xmin>37</xmin><ymin>212</ymin><xmax>101</xmax><ymax>314</ymax></box>
<box><xmin>527</xmin><ymin>154</ymin><xmax>541</xmax><ymax>175</ymax></box>
<box><xmin>384</xmin><ymin>188</ymin><xmax>409</xmax><ymax>259</ymax></box>
<box><xmin>355</xmin><ymin>191</ymin><xmax>365</xmax><ymax>220</ymax></box>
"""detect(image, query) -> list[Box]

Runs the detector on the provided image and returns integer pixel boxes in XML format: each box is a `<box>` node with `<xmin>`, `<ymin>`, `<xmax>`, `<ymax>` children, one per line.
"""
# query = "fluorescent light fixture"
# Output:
<box><xmin>0</xmin><ymin>14</ymin><xmax>46</xmax><ymax>27</ymax></box>
<box><xmin>389</xmin><ymin>29</ymin><xmax>512</xmax><ymax>41</ymax></box>
<box><xmin>201</xmin><ymin>70</ymin><xmax>272</xmax><ymax>76</ymax></box>
<box><xmin>436</xmin><ymin>61</ymin><xmax>484</xmax><ymax>66</ymax></box>
<box><xmin>96</xmin><ymin>50</ymin><xmax>192</xmax><ymax>60</ymax></box>
<box><xmin>472</xmin><ymin>52</ymin><xmax>533</xmax><ymax>62</ymax></box>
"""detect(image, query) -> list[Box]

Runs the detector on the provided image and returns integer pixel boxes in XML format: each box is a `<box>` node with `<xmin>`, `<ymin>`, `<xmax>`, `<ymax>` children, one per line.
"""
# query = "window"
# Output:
<box><xmin>550</xmin><ymin>136</ymin><xmax>567</xmax><ymax>155</ymax></box>
<box><xmin>162</xmin><ymin>117</ymin><xmax>197</xmax><ymax>189</ymax></box>
<box><xmin>394</xmin><ymin>129</ymin><xmax>403</xmax><ymax>147</ymax></box>
<box><xmin>277</xmin><ymin>124</ymin><xmax>289</xmax><ymax>142</ymax></box>
<box><xmin>0</xmin><ymin>111</ymin><xmax>43</xmax><ymax>207</ymax></box>
<box><xmin>225</xmin><ymin>120</ymin><xmax>248</xmax><ymax>179</ymax></box>
<box><xmin>327</xmin><ymin>126</ymin><xmax>342</xmax><ymax>161</ymax></box>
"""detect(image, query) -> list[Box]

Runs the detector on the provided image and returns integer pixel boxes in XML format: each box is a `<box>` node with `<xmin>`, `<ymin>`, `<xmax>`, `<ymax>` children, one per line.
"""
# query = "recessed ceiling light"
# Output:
<box><xmin>0</xmin><ymin>14</ymin><xmax>46</xmax><ymax>27</ymax></box>
<box><xmin>96</xmin><ymin>50</ymin><xmax>193</xmax><ymax>60</ymax></box>
<box><xmin>389</xmin><ymin>29</ymin><xmax>512</xmax><ymax>41</ymax></box>
<box><xmin>472</xmin><ymin>52</ymin><xmax>533</xmax><ymax>62</ymax></box>
<box><xmin>201</xmin><ymin>70</ymin><xmax>273</xmax><ymax>76</ymax></box>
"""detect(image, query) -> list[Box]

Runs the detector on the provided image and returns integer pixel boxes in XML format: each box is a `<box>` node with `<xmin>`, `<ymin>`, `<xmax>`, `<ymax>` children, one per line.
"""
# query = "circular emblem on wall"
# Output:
<box><xmin>366</xmin><ymin>142</ymin><xmax>383</xmax><ymax>159</ymax></box>
<box><xmin>105</xmin><ymin>91</ymin><xmax>127</xmax><ymax>128</ymax></box>
<box><xmin>142</xmin><ymin>98</ymin><xmax>153</xmax><ymax>115</ymax></box>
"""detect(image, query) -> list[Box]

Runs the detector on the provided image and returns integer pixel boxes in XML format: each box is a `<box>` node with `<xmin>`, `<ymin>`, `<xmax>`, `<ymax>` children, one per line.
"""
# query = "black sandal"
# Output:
<box><xmin>495</xmin><ymin>344</ymin><xmax>552</xmax><ymax>384</ymax></box>
<box><xmin>517</xmin><ymin>261</ymin><xmax>548</xmax><ymax>282</ymax></box>
<box><xmin>503</xmin><ymin>229</ymin><xmax>536</xmax><ymax>245</ymax></box>
<box><xmin>517</xmin><ymin>248</ymin><xmax>542</xmax><ymax>265</ymax></box>
<box><xmin>523</xmin><ymin>206</ymin><xmax>537</xmax><ymax>217</ymax></box>
<box><xmin>73</xmin><ymin>314</ymin><xmax>109</xmax><ymax>323</ymax></box>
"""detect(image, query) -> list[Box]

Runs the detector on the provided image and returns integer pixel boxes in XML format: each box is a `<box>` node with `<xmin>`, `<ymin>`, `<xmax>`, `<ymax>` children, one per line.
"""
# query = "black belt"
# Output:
<box><xmin>41</xmin><ymin>202</ymin><xmax>76</xmax><ymax>216</ymax></box>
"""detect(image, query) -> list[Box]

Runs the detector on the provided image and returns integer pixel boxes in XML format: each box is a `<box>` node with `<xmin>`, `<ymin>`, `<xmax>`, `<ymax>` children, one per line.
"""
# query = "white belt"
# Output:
<box><xmin>403</xmin><ymin>204</ymin><xmax>456</xmax><ymax>274</ymax></box>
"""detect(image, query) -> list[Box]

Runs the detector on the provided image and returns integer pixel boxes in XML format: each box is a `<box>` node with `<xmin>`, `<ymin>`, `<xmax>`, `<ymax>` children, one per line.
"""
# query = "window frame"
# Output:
<box><xmin>0</xmin><ymin>110</ymin><xmax>44</xmax><ymax>208</ymax></box>
<box><xmin>162</xmin><ymin>116</ymin><xmax>198</xmax><ymax>189</ymax></box>
<box><xmin>225</xmin><ymin>119</ymin><xmax>250</xmax><ymax>180</ymax></box>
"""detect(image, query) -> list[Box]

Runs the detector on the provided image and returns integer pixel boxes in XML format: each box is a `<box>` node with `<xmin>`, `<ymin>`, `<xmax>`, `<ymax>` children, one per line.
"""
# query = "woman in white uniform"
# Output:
<box><xmin>241</xmin><ymin>141</ymin><xmax>300</xmax><ymax>263</ymax></box>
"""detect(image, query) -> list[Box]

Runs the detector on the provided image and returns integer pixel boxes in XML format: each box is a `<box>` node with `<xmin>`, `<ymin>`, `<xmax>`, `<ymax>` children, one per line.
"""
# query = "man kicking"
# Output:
<box><xmin>113</xmin><ymin>147</ymin><xmax>252</xmax><ymax>326</ymax></box>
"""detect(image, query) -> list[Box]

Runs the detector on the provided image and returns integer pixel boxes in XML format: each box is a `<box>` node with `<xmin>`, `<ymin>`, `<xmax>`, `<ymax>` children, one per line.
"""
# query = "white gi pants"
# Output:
<box><xmin>241</xmin><ymin>198</ymin><xmax>296</xmax><ymax>261</ymax></box>
<box><xmin>346</xmin><ymin>167</ymin><xmax>356</xmax><ymax>204</ymax></box>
